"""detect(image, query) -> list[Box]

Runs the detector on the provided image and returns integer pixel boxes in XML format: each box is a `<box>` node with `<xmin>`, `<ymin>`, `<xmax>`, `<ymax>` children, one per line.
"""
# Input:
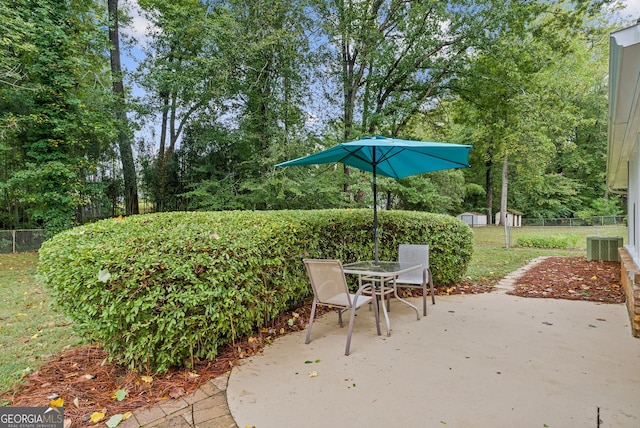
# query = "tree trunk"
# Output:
<box><xmin>108</xmin><ymin>0</ymin><xmax>139</xmax><ymax>215</ymax></box>
<box><xmin>156</xmin><ymin>93</ymin><xmax>170</xmax><ymax>212</ymax></box>
<box><xmin>485</xmin><ymin>151</ymin><xmax>493</xmax><ymax>224</ymax></box>
<box><xmin>500</xmin><ymin>155</ymin><xmax>508</xmax><ymax>225</ymax></box>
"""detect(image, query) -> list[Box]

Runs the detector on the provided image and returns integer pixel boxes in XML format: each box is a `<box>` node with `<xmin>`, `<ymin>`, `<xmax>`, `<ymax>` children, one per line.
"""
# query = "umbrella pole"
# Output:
<box><xmin>373</xmin><ymin>156</ymin><xmax>379</xmax><ymax>266</ymax></box>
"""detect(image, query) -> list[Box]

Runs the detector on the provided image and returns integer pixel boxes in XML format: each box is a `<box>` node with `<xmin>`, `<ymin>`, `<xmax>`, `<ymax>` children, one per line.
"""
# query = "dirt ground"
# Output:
<box><xmin>0</xmin><ymin>256</ymin><xmax>623</xmax><ymax>427</ymax></box>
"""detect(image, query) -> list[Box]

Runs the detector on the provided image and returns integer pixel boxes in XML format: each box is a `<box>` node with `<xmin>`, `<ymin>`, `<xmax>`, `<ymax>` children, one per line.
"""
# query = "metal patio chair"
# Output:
<box><xmin>394</xmin><ymin>244</ymin><xmax>434</xmax><ymax>316</ymax></box>
<box><xmin>303</xmin><ymin>259</ymin><xmax>380</xmax><ymax>355</ymax></box>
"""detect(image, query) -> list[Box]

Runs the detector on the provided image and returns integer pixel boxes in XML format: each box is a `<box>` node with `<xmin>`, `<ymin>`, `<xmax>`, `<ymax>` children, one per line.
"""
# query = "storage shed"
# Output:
<box><xmin>494</xmin><ymin>210</ymin><xmax>522</xmax><ymax>227</ymax></box>
<box><xmin>457</xmin><ymin>212</ymin><xmax>487</xmax><ymax>227</ymax></box>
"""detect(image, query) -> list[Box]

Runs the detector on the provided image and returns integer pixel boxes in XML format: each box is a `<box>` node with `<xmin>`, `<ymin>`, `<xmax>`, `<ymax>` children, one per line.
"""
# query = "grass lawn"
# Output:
<box><xmin>466</xmin><ymin>225</ymin><xmax>627</xmax><ymax>283</ymax></box>
<box><xmin>0</xmin><ymin>252</ymin><xmax>84</xmax><ymax>397</ymax></box>
<box><xmin>0</xmin><ymin>224</ymin><xmax>627</xmax><ymax>394</ymax></box>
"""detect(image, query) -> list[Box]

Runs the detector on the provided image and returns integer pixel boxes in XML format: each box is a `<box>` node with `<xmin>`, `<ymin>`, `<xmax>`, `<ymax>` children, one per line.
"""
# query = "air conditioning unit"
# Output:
<box><xmin>586</xmin><ymin>236</ymin><xmax>623</xmax><ymax>262</ymax></box>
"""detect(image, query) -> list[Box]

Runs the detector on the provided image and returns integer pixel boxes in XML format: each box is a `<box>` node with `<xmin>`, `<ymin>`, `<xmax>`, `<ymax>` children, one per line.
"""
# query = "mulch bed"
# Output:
<box><xmin>0</xmin><ymin>256</ymin><xmax>624</xmax><ymax>427</ymax></box>
<box><xmin>507</xmin><ymin>256</ymin><xmax>624</xmax><ymax>303</ymax></box>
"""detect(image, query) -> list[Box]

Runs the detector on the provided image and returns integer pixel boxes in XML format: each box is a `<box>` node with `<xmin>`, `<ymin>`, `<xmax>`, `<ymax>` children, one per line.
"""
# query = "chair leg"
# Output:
<box><xmin>345</xmin><ymin>292</ymin><xmax>361</xmax><ymax>356</ymax></box>
<box><xmin>371</xmin><ymin>288</ymin><xmax>381</xmax><ymax>336</ymax></box>
<box><xmin>305</xmin><ymin>299</ymin><xmax>318</xmax><ymax>344</ymax></box>
<box><xmin>346</xmin><ymin>287</ymin><xmax>378</xmax><ymax>356</ymax></box>
<box><xmin>428</xmin><ymin>268</ymin><xmax>435</xmax><ymax>305</ymax></box>
<box><xmin>422</xmin><ymin>281</ymin><xmax>427</xmax><ymax>317</ymax></box>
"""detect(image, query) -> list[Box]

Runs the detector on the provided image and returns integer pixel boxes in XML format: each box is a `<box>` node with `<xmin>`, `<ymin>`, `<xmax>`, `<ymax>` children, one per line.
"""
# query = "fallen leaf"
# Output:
<box><xmin>248</xmin><ymin>336</ymin><xmax>260</xmax><ymax>350</ymax></box>
<box><xmin>140</xmin><ymin>375</ymin><xmax>153</xmax><ymax>384</ymax></box>
<box><xmin>105</xmin><ymin>414</ymin><xmax>123</xmax><ymax>428</ymax></box>
<box><xmin>112</xmin><ymin>389</ymin><xmax>127</xmax><ymax>401</ymax></box>
<box><xmin>122</xmin><ymin>412</ymin><xmax>132</xmax><ymax>420</ymax></box>
<box><xmin>50</xmin><ymin>397</ymin><xmax>64</xmax><ymax>407</ymax></box>
<box><xmin>73</xmin><ymin>397</ymin><xmax>80</xmax><ymax>408</ymax></box>
<box><xmin>169</xmin><ymin>387</ymin><xmax>186</xmax><ymax>399</ymax></box>
<box><xmin>90</xmin><ymin>412</ymin><xmax>105</xmax><ymax>423</ymax></box>
<box><xmin>308</xmin><ymin>371</ymin><xmax>318</xmax><ymax>378</ymax></box>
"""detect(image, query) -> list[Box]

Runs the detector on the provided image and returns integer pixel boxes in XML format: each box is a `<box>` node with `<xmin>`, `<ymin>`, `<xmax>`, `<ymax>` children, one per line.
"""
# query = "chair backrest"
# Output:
<box><xmin>303</xmin><ymin>259</ymin><xmax>351</xmax><ymax>307</ymax></box>
<box><xmin>396</xmin><ymin>244</ymin><xmax>429</xmax><ymax>284</ymax></box>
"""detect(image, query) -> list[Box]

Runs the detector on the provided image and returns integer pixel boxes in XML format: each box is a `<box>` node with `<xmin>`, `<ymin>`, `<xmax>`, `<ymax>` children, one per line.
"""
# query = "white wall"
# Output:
<box><xmin>628</xmin><ymin>144</ymin><xmax>640</xmax><ymax>262</ymax></box>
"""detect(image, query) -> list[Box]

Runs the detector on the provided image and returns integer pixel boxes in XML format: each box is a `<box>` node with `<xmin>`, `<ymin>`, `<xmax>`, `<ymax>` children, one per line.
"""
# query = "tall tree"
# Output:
<box><xmin>137</xmin><ymin>0</ymin><xmax>239</xmax><ymax>211</ymax></box>
<box><xmin>308</xmin><ymin>0</ymin><xmax>544</xmax><ymax>208</ymax></box>
<box><xmin>0</xmin><ymin>0</ymin><xmax>36</xmax><ymax>227</ymax></box>
<box><xmin>0</xmin><ymin>0</ymin><xmax>116</xmax><ymax>233</ymax></box>
<box><xmin>137</xmin><ymin>0</ymin><xmax>313</xmax><ymax>211</ymax></box>
<box><xmin>449</xmin><ymin>0</ymin><xmax>613</xmax><ymax>222</ymax></box>
<box><xmin>108</xmin><ymin>0</ymin><xmax>139</xmax><ymax>215</ymax></box>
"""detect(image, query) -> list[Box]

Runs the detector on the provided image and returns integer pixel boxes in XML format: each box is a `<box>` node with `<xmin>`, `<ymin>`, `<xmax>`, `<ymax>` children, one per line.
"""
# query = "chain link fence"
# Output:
<box><xmin>521</xmin><ymin>216</ymin><xmax>626</xmax><ymax>227</ymax></box>
<box><xmin>0</xmin><ymin>229</ymin><xmax>47</xmax><ymax>253</ymax></box>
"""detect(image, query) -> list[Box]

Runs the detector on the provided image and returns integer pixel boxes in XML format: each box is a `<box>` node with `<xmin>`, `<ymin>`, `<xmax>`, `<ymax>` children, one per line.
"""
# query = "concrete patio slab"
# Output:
<box><xmin>227</xmin><ymin>292</ymin><xmax>640</xmax><ymax>427</ymax></box>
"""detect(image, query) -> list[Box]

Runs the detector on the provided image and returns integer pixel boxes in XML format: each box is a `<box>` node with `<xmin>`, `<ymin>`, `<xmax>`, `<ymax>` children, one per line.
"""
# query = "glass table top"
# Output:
<box><xmin>342</xmin><ymin>260</ymin><xmax>420</xmax><ymax>275</ymax></box>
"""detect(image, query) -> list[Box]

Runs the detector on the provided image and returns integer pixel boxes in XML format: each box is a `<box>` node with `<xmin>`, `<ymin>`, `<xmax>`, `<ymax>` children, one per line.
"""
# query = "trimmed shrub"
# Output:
<box><xmin>516</xmin><ymin>235</ymin><xmax>579</xmax><ymax>249</ymax></box>
<box><xmin>38</xmin><ymin>209</ymin><xmax>472</xmax><ymax>372</ymax></box>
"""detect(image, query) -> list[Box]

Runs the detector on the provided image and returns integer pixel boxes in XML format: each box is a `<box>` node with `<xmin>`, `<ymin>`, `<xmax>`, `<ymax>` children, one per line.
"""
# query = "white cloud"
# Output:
<box><xmin>619</xmin><ymin>0</ymin><xmax>640</xmax><ymax>23</ymax></box>
<box><xmin>122</xmin><ymin>0</ymin><xmax>151</xmax><ymax>44</ymax></box>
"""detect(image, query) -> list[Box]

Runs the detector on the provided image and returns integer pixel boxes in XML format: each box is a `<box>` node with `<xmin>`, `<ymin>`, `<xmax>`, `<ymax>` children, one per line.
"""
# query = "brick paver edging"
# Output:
<box><xmin>118</xmin><ymin>372</ymin><xmax>237</xmax><ymax>428</ymax></box>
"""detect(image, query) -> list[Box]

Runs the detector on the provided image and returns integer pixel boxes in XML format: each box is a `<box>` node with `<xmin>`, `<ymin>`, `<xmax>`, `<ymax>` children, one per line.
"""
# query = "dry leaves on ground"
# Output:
<box><xmin>507</xmin><ymin>256</ymin><xmax>624</xmax><ymax>303</ymax></box>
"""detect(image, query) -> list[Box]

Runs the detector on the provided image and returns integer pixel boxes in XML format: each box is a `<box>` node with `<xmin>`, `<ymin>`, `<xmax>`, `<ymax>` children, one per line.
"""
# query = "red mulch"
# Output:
<box><xmin>507</xmin><ymin>256</ymin><xmax>624</xmax><ymax>303</ymax></box>
<box><xmin>0</xmin><ymin>256</ymin><xmax>623</xmax><ymax>427</ymax></box>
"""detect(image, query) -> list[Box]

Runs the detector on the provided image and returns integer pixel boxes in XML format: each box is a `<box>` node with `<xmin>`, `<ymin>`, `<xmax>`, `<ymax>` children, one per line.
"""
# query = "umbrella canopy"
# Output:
<box><xmin>275</xmin><ymin>136</ymin><xmax>472</xmax><ymax>264</ymax></box>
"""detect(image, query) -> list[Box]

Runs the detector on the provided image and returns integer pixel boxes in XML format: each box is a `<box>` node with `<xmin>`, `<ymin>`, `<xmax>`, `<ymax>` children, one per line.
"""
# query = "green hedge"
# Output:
<box><xmin>516</xmin><ymin>235</ymin><xmax>579</xmax><ymax>249</ymax></box>
<box><xmin>38</xmin><ymin>209</ymin><xmax>473</xmax><ymax>372</ymax></box>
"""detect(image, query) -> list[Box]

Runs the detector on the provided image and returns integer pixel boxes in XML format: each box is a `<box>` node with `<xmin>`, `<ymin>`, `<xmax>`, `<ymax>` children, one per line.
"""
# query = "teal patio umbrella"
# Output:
<box><xmin>275</xmin><ymin>136</ymin><xmax>472</xmax><ymax>264</ymax></box>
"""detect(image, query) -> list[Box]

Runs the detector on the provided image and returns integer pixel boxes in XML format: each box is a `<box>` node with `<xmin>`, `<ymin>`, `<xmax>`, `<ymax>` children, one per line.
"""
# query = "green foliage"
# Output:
<box><xmin>462</xmin><ymin>183</ymin><xmax>487</xmax><ymax>213</ymax></box>
<box><xmin>516</xmin><ymin>235</ymin><xmax>580</xmax><ymax>249</ymax></box>
<box><xmin>511</xmin><ymin>172</ymin><xmax>581</xmax><ymax>219</ymax></box>
<box><xmin>0</xmin><ymin>0</ymin><xmax>117</xmax><ymax>231</ymax></box>
<box><xmin>574</xmin><ymin>196</ymin><xmax>623</xmax><ymax>219</ymax></box>
<box><xmin>448</xmin><ymin>2</ymin><xmax>614</xmax><ymax>219</ymax></box>
<box><xmin>38</xmin><ymin>209</ymin><xmax>472</xmax><ymax>372</ymax></box>
<box><xmin>1</xmin><ymin>0</ymin><xmax>623</xmax><ymax>235</ymax></box>
<box><xmin>383</xmin><ymin>171</ymin><xmax>466</xmax><ymax>215</ymax></box>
